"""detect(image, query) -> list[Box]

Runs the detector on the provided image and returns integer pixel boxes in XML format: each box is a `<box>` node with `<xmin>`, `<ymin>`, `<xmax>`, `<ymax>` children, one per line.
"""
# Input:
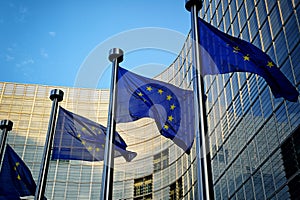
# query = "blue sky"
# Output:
<box><xmin>0</xmin><ymin>1</ymin><xmax>192</xmax><ymax>89</ymax></box>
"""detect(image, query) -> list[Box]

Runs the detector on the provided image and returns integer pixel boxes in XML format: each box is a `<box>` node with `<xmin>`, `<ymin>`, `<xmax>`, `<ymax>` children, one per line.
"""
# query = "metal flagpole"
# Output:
<box><xmin>0</xmin><ymin>120</ymin><xmax>13</xmax><ymax>165</ymax></box>
<box><xmin>35</xmin><ymin>89</ymin><xmax>64</xmax><ymax>200</ymax></box>
<box><xmin>185</xmin><ymin>0</ymin><xmax>214</xmax><ymax>199</ymax></box>
<box><xmin>100</xmin><ymin>48</ymin><xmax>123</xmax><ymax>200</ymax></box>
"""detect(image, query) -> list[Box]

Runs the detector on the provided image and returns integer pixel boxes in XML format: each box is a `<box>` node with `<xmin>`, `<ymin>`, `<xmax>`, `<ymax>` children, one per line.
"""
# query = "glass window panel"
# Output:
<box><xmin>269</xmin><ymin>4</ymin><xmax>282</xmax><ymax>38</ymax></box>
<box><xmin>274</xmin><ymin>31</ymin><xmax>289</xmax><ymax>66</ymax></box>
<box><xmin>275</xmin><ymin>103</ymin><xmax>290</xmax><ymax>141</ymax></box>
<box><xmin>271</xmin><ymin>151</ymin><xmax>287</xmax><ymax>189</ymax></box>
<box><xmin>261</xmin><ymin>160</ymin><xmax>276</xmax><ymax>198</ymax></box>
<box><xmin>256</xmin><ymin>133</ymin><xmax>269</xmax><ymax>164</ymax></box>
<box><xmin>257</xmin><ymin>0</ymin><xmax>267</xmax><ymax>27</ymax></box>
<box><xmin>227</xmin><ymin>166</ymin><xmax>236</xmax><ymax>196</ymax></box>
<box><xmin>245</xmin><ymin>0</ymin><xmax>255</xmax><ymax>18</ymax></box>
<box><xmin>286</xmin><ymin>102</ymin><xmax>300</xmax><ymax>129</ymax></box>
<box><xmin>264</xmin><ymin>118</ymin><xmax>280</xmax><ymax>153</ymax></box>
<box><xmin>222</xmin><ymin>0</ymin><xmax>229</xmax><ymax>11</ymax></box>
<box><xmin>234</xmin><ymin>157</ymin><xmax>243</xmax><ymax>187</ymax></box>
<box><xmin>241</xmin><ymin>83</ymin><xmax>251</xmax><ymax>113</ymax></box>
<box><xmin>253</xmin><ymin>33</ymin><xmax>262</xmax><ymax>50</ymax></box>
<box><xmin>238</xmin><ymin>3</ymin><xmax>247</xmax><ymax>29</ymax></box>
<box><xmin>279</xmin><ymin>0</ymin><xmax>293</xmax><ymax>23</ymax></box>
<box><xmin>241</xmin><ymin>20</ymin><xmax>250</xmax><ymax>41</ymax></box>
<box><xmin>261</xmin><ymin>20</ymin><xmax>272</xmax><ymax>51</ymax></box>
<box><xmin>217</xmin><ymin>2</ymin><xmax>223</xmax><ymax>26</ymax></box>
<box><xmin>253</xmin><ymin>170</ymin><xmax>264</xmax><ymax>199</ymax></box>
<box><xmin>248</xmin><ymin>76</ymin><xmax>259</xmax><ymax>103</ymax></box>
<box><xmin>277</xmin><ymin>185</ymin><xmax>290</xmax><ymax>199</ymax></box>
<box><xmin>236</xmin><ymin>187</ymin><xmax>245</xmax><ymax>199</ymax></box>
<box><xmin>247</xmin><ymin>142</ymin><xmax>259</xmax><ymax>171</ymax></box>
<box><xmin>281</xmin><ymin>59</ymin><xmax>295</xmax><ymax>87</ymax></box>
<box><xmin>214</xmin><ymin>182</ymin><xmax>222</xmax><ymax>199</ymax></box>
<box><xmin>264</xmin><ymin>0</ymin><xmax>277</xmax><ymax>13</ymax></box>
<box><xmin>290</xmin><ymin>44</ymin><xmax>300</xmax><ymax>84</ymax></box>
<box><xmin>244</xmin><ymin>178</ymin><xmax>254</xmax><ymax>199</ymax></box>
<box><xmin>221</xmin><ymin>176</ymin><xmax>228</xmax><ymax>199</ymax></box>
<box><xmin>233</xmin><ymin>15</ymin><xmax>240</xmax><ymax>36</ymax></box>
<box><xmin>285</xmin><ymin>14</ymin><xmax>300</xmax><ymax>51</ymax></box>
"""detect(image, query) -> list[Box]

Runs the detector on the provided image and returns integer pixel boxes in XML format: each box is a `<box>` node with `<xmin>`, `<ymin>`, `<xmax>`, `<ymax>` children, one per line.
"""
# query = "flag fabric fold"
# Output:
<box><xmin>116</xmin><ymin>67</ymin><xmax>195</xmax><ymax>153</ymax></box>
<box><xmin>0</xmin><ymin>144</ymin><xmax>37</xmax><ymax>200</ymax></box>
<box><xmin>198</xmin><ymin>17</ymin><xmax>298</xmax><ymax>102</ymax></box>
<box><xmin>52</xmin><ymin>107</ymin><xmax>137</xmax><ymax>162</ymax></box>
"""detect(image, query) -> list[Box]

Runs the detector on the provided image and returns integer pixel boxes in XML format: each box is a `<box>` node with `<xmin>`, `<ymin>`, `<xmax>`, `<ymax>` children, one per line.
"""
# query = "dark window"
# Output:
<box><xmin>281</xmin><ymin>126</ymin><xmax>300</xmax><ymax>200</ymax></box>
<box><xmin>134</xmin><ymin>175</ymin><xmax>153</xmax><ymax>200</ymax></box>
<box><xmin>169</xmin><ymin>177</ymin><xmax>183</xmax><ymax>200</ymax></box>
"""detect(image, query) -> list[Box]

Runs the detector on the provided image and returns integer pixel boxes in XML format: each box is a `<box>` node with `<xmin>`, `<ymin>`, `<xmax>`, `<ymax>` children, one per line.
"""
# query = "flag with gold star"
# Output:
<box><xmin>198</xmin><ymin>17</ymin><xmax>298</xmax><ymax>102</ymax></box>
<box><xmin>52</xmin><ymin>107</ymin><xmax>137</xmax><ymax>162</ymax></box>
<box><xmin>0</xmin><ymin>144</ymin><xmax>37</xmax><ymax>199</ymax></box>
<box><xmin>116</xmin><ymin>67</ymin><xmax>195</xmax><ymax>153</ymax></box>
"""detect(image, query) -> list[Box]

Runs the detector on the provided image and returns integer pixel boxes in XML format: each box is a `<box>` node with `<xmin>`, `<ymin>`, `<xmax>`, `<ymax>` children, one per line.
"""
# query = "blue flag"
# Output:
<box><xmin>0</xmin><ymin>144</ymin><xmax>37</xmax><ymax>200</ymax></box>
<box><xmin>198</xmin><ymin>17</ymin><xmax>299</xmax><ymax>102</ymax></box>
<box><xmin>52</xmin><ymin>107</ymin><xmax>137</xmax><ymax>162</ymax></box>
<box><xmin>116</xmin><ymin>67</ymin><xmax>195</xmax><ymax>153</ymax></box>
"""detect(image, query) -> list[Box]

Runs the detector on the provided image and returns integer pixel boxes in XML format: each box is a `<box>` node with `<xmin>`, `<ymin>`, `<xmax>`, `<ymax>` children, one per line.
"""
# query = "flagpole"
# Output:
<box><xmin>100</xmin><ymin>48</ymin><xmax>123</xmax><ymax>200</ymax></box>
<box><xmin>0</xmin><ymin>120</ymin><xmax>13</xmax><ymax>165</ymax></box>
<box><xmin>35</xmin><ymin>89</ymin><xmax>64</xmax><ymax>200</ymax></box>
<box><xmin>185</xmin><ymin>0</ymin><xmax>214</xmax><ymax>199</ymax></box>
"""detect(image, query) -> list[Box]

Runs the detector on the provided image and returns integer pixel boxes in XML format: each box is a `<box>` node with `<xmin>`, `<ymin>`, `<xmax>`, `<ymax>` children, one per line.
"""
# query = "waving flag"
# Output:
<box><xmin>198</xmin><ymin>17</ymin><xmax>298</xmax><ymax>102</ymax></box>
<box><xmin>52</xmin><ymin>107</ymin><xmax>137</xmax><ymax>162</ymax></box>
<box><xmin>0</xmin><ymin>144</ymin><xmax>37</xmax><ymax>199</ymax></box>
<box><xmin>116</xmin><ymin>67</ymin><xmax>195</xmax><ymax>153</ymax></box>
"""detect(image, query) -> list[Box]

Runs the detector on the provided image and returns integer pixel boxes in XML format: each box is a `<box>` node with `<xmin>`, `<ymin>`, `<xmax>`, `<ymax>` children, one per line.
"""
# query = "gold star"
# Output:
<box><xmin>87</xmin><ymin>146</ymin><xmax>93</xmax><ymax>151</ymax></box>
<box><xmin>17</xmin><ymin>175</ymin><xmax>21</xmax><ymax>180</ymax></box>
<box><xmin>101</xmin><ymin>144</ymin><xmax>105</xmax><ymax>148</ymax></box>
<box><xmin>168</xmin><ymin>116</ymin><xmax>173</xmax><ymax>122</ymax></box>
<box><xmin>81</xmin><ymin>127</ymin><xmax>86</xmax><ymax>132</ymax></box>
<box><xmin>138</xmin><ymin>92</ymin><xmax>143</xmax><ymax>96</ymax></box>
<box><xmin>146</xmin><ymin>86</ymin><xmax>152</xmax><ymax>91</ymax></box>
<box><xmin>166</xmin><ymin>95</ymin><xmax>172</xmax><ymax>101</ymax></box>
<box><xmin>81</xmin><ymin>140</ymin><xmax>86</xmax><ymax>145</ymax></box>
<box><xmin>164</xmin><ymin>124</ymin><xmax>169</xmax><ymax>130</ymax></box>
<box><xmin>243</xmin><ymin>54</ymin><xmax>250</xmax><ymax>61</ymax></box>
<box><xmin>170</xmin><ymin>104</ymin><xmax>176</xmax><ymax>110</ymax></box>
<box><xmin>233</xmin><ymin>46</ymin><xmax>240</xmax><ymax>53</ymax></box>
<box><xmin>77</xmin><ymin>134</ymin><xmax>81</xmax><ymax>138</ymax></box>
<box><xmin>96</xmin><ymin>147</ymin><xmax>100</xmax><ymax>152</ymax></box>
<box><xmin>158</xmin><ymin>89</ymin><xmax>163</xmax><ymax>95</ymax></box>
<box><xmin>267</xmin><ymin>61</ymin><xmax>274</xmax><ymax>68</ymax></box>
<box><xmin>91</xmin><ymin>126</ymin><xmax>96</xmax><ymax>130</ymax></box>
<box><xmin>14</xmin><ymin>162</ymin><xmax>20</xmax><ymax>171</ymax></box>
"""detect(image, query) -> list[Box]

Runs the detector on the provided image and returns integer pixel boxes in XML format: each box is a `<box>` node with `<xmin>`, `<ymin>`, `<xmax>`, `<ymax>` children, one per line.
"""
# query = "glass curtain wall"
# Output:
<box><xmin>200</xmin><ymin>0</ymin><xmax>300</xmax><ymax>199</ymax></box>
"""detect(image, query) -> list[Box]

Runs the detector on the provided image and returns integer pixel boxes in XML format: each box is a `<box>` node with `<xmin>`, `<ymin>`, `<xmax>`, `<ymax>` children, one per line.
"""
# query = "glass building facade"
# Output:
<box><xmin>200</xmin><ymin>0</ymin><xmax>300</xmax><ymax>199</ymax></box>
<box><xmin>0</xmin><ymin>0</ymin><xmax>299</xmax><ymax>199</ymax></box>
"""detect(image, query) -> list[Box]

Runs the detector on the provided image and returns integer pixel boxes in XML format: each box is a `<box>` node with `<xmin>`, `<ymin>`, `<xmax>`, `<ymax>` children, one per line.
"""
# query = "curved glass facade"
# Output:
<box><xmin>0</xmin><ymin>0</ymin><xmax>299</xmax><ymax>199</ymax></box>
<box><xmin>200</xmin><ymin>0</ymin><xmax>300</xmax><ymax>199</ymax></box>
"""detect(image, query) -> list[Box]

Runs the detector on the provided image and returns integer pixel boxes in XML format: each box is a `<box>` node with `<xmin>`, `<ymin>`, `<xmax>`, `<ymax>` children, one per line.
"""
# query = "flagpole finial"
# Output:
<box><xmin>109</xmin><ymin>48</ymin><xmax>124</xmax><ymax>63</ymax></box>
<box><xmin>0</xmin><ymin>120</ymin><xmax>13</xmax><ymax>131</ymax></box>
<box><xmin>185</xmin><ymin>0</ymin><xmax>202</xmax><ymax>11</ymax></box>
<box><xmin>49</xmin><ymin>89</ymin><xmax>64</xmax><ymax>102</ymax></box>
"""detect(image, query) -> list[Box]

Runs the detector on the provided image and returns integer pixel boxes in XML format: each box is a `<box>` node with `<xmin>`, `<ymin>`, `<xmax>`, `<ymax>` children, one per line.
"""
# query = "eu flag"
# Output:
<box><xmin>198</xmin><ymin>17</ymin><xmax>299</xmax><ymax>102</ymax></box>
<box><xmin>0</xmin><ymin>144</ymin><xmax>36</xmax><ymax>199</ymax></box>
<box><xmin>52</xmin><ymin>107</ymin><xmax>137</xmax><ymax>162</ymax></box>
<box><xmin>116</xmin><ymin>67</ymin><xmax>195</xmax><ymax>153</ymax></box>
